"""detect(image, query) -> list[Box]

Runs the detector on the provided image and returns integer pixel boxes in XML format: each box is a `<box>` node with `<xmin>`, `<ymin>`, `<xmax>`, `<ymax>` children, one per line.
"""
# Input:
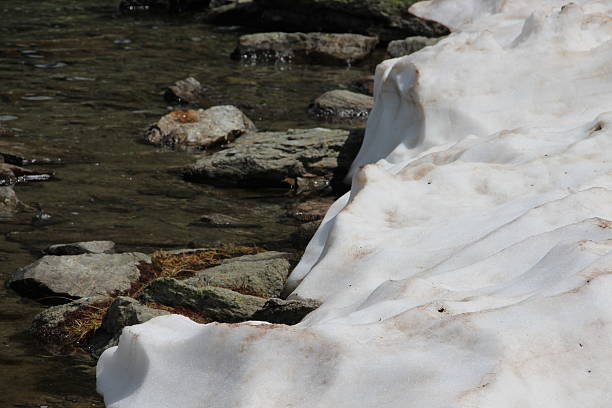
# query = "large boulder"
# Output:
<box><xmin>309</xmin><ymin>90</ymin><xmax>373</xmax><ymax>120</ymax></box>
<box><xmin>89</xmin><ymin>297</ymin><xmax>170</xmax><ymax>357</ymax></box>
<box><xmin>144</xmin><ymin>106</ymin><xmax>256</xmax><ymax>150</ymax></box>
<box><xmin>254</xmin><ymin>0</ymin><xmax>449</xmax><ymax>42</ymax></box>
<box><xmin>138</xmin><ymin>277</ymin><xmax>266</xmax><ymax>322</ymax></box>
<box><xmin>231</xmin><ymin>32</ymin><xmax>378</xmax><ymax>65</ymax></box>
<box><xmin>184</xmin><ymin>128</ymin><xmax>364</xmax><ymax>191</ymax></box>
<box><xmin>387</xmin><ymin>36</ymin><xmax>443</xmax><ymax>58</ymax></box>
<box><xmin>9</xmin><ymin>253</ymin><xmax>150</xmax><ymax>301</ymax></box>
<box><xmin>183</xmin><ymin>252</ymin><xmax>292</xmax><ymax>298</ymax></box>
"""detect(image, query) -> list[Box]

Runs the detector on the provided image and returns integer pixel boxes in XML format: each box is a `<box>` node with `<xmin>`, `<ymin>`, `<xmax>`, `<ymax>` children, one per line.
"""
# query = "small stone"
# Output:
<box><xmin>309</xmin><ymin>90</ymin><xmax>373</xmax><ymax>120</ymax></box>
<box><xmin>164</xmin><ymin>77</ymin><xmax>206</xmax><ymax>105</ymax></box>
<box><xmin>251</xmin><ymin>297</ymin><xmax>322</xmax><ymax>325</ymax></box>
<box><xmin>44</xmin><ymin>241</ymin><xmax>116</xmax><ymax>256</ymax></box>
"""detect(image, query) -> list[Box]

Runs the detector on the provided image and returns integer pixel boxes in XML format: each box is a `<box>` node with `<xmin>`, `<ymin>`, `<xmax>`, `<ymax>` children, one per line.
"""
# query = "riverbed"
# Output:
<box><xmin>0</xmin><ymin>1</ymin><xmax>374</xmax><ymax>406</ymax></box>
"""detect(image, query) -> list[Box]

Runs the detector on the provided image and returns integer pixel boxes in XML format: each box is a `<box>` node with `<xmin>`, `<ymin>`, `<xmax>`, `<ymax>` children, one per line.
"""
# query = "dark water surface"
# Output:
<box><xmin>0</xmin><ymin>1</ymin><xmax>373</xmax><ymax>406</ymax></box>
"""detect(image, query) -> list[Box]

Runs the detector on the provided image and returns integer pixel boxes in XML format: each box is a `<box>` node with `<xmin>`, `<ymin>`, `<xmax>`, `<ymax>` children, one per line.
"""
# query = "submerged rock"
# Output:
<box><xmin>138</xmin><ymin>277</ymin><xmax>266</xmax><ymax>322</ymax></box>
<box><xmin>119</xmin><ymin>0</ymin><xmax>209</xmax><ymax>14</ymax></box>
<box><xmin>44</xmin><ymin>241</ymin><xmax>116</xmax><ymax>256</ymax></box>
<box><xmin>183</xmin><ymin>252</ymin><xmax>292</xmax><ymax>298</ymax></box>
<box><xmin>290</xmin><ymin>220</ymin><xmax>321</xmax><ymax>248</ymax></box>
<box><xmin>231</xmin><ymin>32</ymin><xmax>378</xmax><ymax>65</ymax></box>
<box><xmin>387</xmin><ymin>36</ymin><xmax>443</xmax><ymax>58</ymax></box>
<box><xmin>198</xmin><ymin>0</ymin><xmax>260</xmax><ymax>25</ymax></box>
<box><xmin>309</xmin><ymin>90</ymin><xmax>373</xmax><ymax>120</ymax></box>
<box><xmin>90</xmin><ymin>297</ymin><xmax>170</xmax><ymax>357</ymax></box>
<box><xmin>0</xmin><ymin>186</ymin><xmax>23</xmax><ymax>218</ymax></box>
<box><xmin>9</xmin><ymin>252</ymin><xmax>150</xmax><ymax>301</ymax></box>
<box><xmin>144</xmin><ymin>106</ymin><xmax>256</xmax><ymax>150</ymax></box>
<box><xmin>251</xmin><ymin>297</ymin><xmax>321</xmax><ymax>325</ymax></box>
<box><xmin>164</xmin><ymin>77</ymin><xmax>207</xmax><ymax>105</ymax></box>
<box><xmin>184</xmin><ymin>128</ymin><xmax>363</xmax><ymax>191</ymax></box>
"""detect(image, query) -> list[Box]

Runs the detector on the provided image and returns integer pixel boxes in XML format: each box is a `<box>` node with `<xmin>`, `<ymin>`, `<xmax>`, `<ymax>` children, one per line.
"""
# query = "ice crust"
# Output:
<box><xmin>97</xmin><ymin>2</ymin><xmax>612</xmax><ymax>407</ymax></box>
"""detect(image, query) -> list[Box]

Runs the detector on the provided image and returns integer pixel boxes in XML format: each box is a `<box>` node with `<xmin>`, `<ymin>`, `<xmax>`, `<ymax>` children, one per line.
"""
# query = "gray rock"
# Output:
<box><xmin>231</xmin><ymin>32</ymin><xmax>378</xmax><ymax>65</ymax></box>
<box><xmin>44</xmin><ymin>241</ymin><xmax>116</xmax><ymax>256</ymax></box>
<box><xmin>9</xmin><ymin>252</ymin><xmax>150</xmax><ymax>301</ymax></box>
<box><xmin>139</xmin><ymin>277</ymin><xmax>267</xmax><ymax>322</ymax></box>
<box><xmin>144</xmin><ymin>105</ymin><xmax>256</xmax><ymax>150</ymax></box>
<box><xmin>387</xmin><ymin>36</ymin><xmax>443</xmax><ymax>58</ymax></box>
<box><xmin>164</xmin><ymin>77</ymin><xmax>206</xmax><ymax>105</ymax></box>
<box><xmin>185</xmin><ymin>128</ymin><xmax>364</xmax><ymax>191</ymax></box>
<box><xmin>251</xmin><ymin>297</ymin><xmax>321</xmax><ymax>325</ymax></box>
<box><xmin>309</xmin><ymin>90</ymin><xmax>373</xmax><ymax>120</ymax></box>
<box><xmin>349</xmin><ymin>75</ymin><xmax>374</xmax><ymax>96</ymax></box>
<box><xmin>0</xmin><ymin>186</ymin><xmax>22</xmax><ymax>218</ymax></box>
<box><xmin>184</xmin><ymin>252</ymin><xmax>292</xmax><ymax>298</ymax></box>
<box><xmin>89</xmin><ymin>297</ymin><xmax>170</xmax><ymax>357</ymax></box>
<box><xmin>30</xmin><ymin>296</ymin><xmax>109</xmax><ymax>345</ymax></box>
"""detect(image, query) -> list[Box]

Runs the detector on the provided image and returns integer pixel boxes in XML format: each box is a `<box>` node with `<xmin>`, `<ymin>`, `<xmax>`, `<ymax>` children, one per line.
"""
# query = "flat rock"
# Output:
<box><xmin>0</xmin><ymin>162</ymin><xmax>54</xmax><ymax>186</ymax></box>
<box><xmin>89</xmin><ymin>297</ymin><xmax>170</xmax><ymax>357</ymax></box>
<box><xmin>309</xmin><ymin>90</ymin><xmax>373</xmax><ymax>120</ymax></box>
<box><xmin>44</xmin><ymin>241</ymin><xmax>116</xmax><ymax>256</ymax></box>
<box><xmin>9</xmin><ymin>252</ymin><xmax>150</xmax><ymax>301</ymax></box>
<box><xmin>164</xmin><ymin>77</ymin><xmax>206</xmax><ymax>105</ymax></box>
<box><xmin>138</xmin><ymin>277</ymin><xmax>266</xmax><ymax>322</ymax></box>
<box><xmin>184</xmin><ymin>252</ymin><xmax>292</xmax><ymax>298</ymax></box>
<box><xmin>144</xmin><ymin>105</ymin><xmax>256</xmax><ymax>150</ymax></box>
<box><xmin>251</xmin><ymin>297</ymin><xmax>321</xmax><ymax>325</ymax></box>
<box><xmin>387</xmin><ymin>36</ymin><xmax>443</xmax><ymax>58</ymax></box>
<box><xmin>231</xmin><ymin>32</ymin><xmax>378</xmax><ymax>65</ymax></box>
<box><xmin>185</xmin><ymin>128</ymin><xmax>364</xmax><ymax>190</ymax></box>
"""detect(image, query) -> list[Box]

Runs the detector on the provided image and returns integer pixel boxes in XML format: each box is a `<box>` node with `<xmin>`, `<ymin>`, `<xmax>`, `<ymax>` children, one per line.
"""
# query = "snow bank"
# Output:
<box><xmin>97</xmin><ymin>2</ymin><xmax>612</xmax><ymax>407</ymax></box>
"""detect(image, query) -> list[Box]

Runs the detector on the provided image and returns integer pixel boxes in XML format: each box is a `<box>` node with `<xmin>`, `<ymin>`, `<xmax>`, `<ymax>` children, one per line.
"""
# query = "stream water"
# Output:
<box><xmin>0</xmin><ymin>1</ymin><xmax>375</xmax><ymax>406</ymax></box>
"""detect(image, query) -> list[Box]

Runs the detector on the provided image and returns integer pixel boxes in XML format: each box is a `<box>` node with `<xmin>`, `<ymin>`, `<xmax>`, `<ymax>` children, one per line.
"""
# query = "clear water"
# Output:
<box><xmin>0</xmin><ymin>1</ymin><xmax>374</xmax><ymax>406</ymax></box>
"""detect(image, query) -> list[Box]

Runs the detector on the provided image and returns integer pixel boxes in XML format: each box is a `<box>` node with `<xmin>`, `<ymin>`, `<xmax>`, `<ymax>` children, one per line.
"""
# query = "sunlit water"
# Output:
<box><xmin>0</xmin><ymin>1</ymin><xmax>375</xmax><ymax>406</ymax></box>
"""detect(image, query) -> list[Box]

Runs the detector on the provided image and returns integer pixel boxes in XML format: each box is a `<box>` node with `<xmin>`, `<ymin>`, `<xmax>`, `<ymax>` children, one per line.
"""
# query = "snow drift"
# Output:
<box><xmin>98</xmin><ymin>1</ymin><xmax>612</xmax><ymax>407</ymax></box>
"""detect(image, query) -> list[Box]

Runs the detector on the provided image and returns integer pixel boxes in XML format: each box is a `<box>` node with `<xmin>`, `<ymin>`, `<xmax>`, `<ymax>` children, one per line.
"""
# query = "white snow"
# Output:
<box><xmin>97</xmin><ymin>2</ymin><xmax>612</xmax><ymax>407</ymax></box>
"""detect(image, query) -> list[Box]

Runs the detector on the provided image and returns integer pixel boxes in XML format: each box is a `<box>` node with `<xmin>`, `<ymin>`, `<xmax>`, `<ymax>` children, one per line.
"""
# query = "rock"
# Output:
<box><xmin>183</xmin><ymin>252</ymin><xmax>292</xmax><ymax>298</ymax></box>
<box><xmin>144</xmin><ymin>106</ymin><xmax>256</xmax><ymax>150</ymax></box>
<box><xmin>164</xmin><ymin>77</ymin><xmax>206</xmax><ymax>105</ymax></box>
<box><xmin>251</xmin><ymin>297</ymin><xmax>321</xmax><ymax>325</ymax></box>
<box><xmin>254</xmin><ymin>0</ymin><xmax>449</xmax><ymax>42</ymax></box>
<box><xmin>0</xmin><ymin>162</ymin><xmax>54</xmax><ymax>186</ymax></box>
<box><xmin>287</xmin><ymin>199</ymin><xmax>333</xmax><ymax>222</ymax></box>
<box><xmin>119</xmin><ymin>0</ymin><xmax>209</xmax><ymax>14</ymax></box>
<box><xmin>30</xmin><ymin>296</ymin><xmax>110</xmax><ymax>346</ymax></box>
<box><xmin>309</xmin><ymin>90</ymin><xmax>373</xmax><ymax>120</ymax></box>
<box><xmin>231</xmin><ymin>32</ymin><xmax>378</xmax><ymax>65</ymax></box>
<box><xmin>198</xmin><ymin>0</ymin><xmax>260</xmax><ymax>25</ymax></box>
<box><xmin>44</xmin><ymin>241</ymin><xmax>116</xmax><ymax>256</ymax></box>
<box><xmin>138</xmin><ymin>277</ymin><xmax>267</xmax><ymax>322</ymax></box>
<box><xmin>349</xmin><ymin>75</ymin><xmax>374</xmax><ymax>96</ymax></box>
<box><xmin>89</xmin><ymin>297</ymin><xmax>170</xmax><ymax>357</ymax></box>
<box><xmin>198</xmin><ymin>213</ymin><xmax>260</xmax><ymax>228</ymax></box>
<box><xmin>9</xmin><ymin>252</ymin><xmax>150</xmax><ymax>301</ymax></box>
<box><xmin>184</xmin><ymin>128</ymin><xmax>364</xmax><ymax>192</ymax></box>
<box><xmin>387</xmin><ymin>36</ymin><xmax>443</xmax><ymax>58</ymax></box>
<box><xmin>291</xmin><ymin>220</ymin><xmax>321</xmax><ymax>248</ymax></box>
<box><xmin>0</xmin><ymin>186</ymin><xmax>23</xmax><ymax>218</ymax></box>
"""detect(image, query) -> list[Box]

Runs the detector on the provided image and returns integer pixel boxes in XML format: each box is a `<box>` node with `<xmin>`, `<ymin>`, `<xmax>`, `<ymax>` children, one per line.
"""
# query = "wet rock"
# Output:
<box><xmin>9</xmin><ymin>252</ymin><xmax>150</xmax><ymax>301</ymax></box>
<box><xmin>89</xmin><ymin>297</ymin><xmax>170</xmax><ymax>357</ymax></box>
<box><xmin>0</xmin><ymin>140</ymin><xmax>64</xmax><ymax>165</ymax></box>
<box><xmin>309</xmin><ymin>90</ymin><xmax>373</xmax><ymax>120</ymax></box>
<box><xmin>185</xmin><ymin>128</ymin><xmax>364</xmax><ymax>192</ymax></box>
<box><xmin>349</xmin><ymin>75</ymin><xmax>375</xmax><ymax>96</ymax></box>
<box><xmin>231</xmin><ymin>32</ymin><xmax>378</xmax><ymax>65</ymax></box>
<box><xmin>288</xmin><ymin>198</ymin><xmax>333</xmax><ymax>222</ymax></box>
<box><xmin>30</xmin><ymin>296</ymin><xmax>109</xmax><ymax>346</ymax></box>
<box><xmin>254</xmin><ymin>0</ymin><xmax>449</xmax><ymax>42</ymax></box>
<box><xmin>163</xmin><ymin>77</ymin><xmax>206</xmax><ymax>105</ymax></box>
<box><xmin>198</xmin><ymin>0</ymin><xmax>260</xmax><ymax>25</ymax></box>
<box><xmin>198</xmin><ymin>213</ymin><xmax>260</xmax><ymax>228</ymax></box>
<box><xmin>144</xmin><ymin>106</ymin><xmax>256</xmax><ymax>150</ymax></box>
<box><xmin>0</xmin><ymin>162</ymin><xmax>54</xmax><ymax>186</ymax></box>
<box><xmin>387</xmin><ymin>36</ymin><xmax>443</xmax><ymax>58</ymax></box>
<box><xmin>119</xmin><ymin>0</ymin><xmax>209</xmax><ymax>14</ymax></box>
<box><xmin>291</xmin><ymin>220</ymin><xmax>321</xmax><ymax>248</ymax></box>
<box><xmin>251</xmin><ymin>297</ymin><xmax>321</xmax><ymax>325</ymax></box>
<box><xmin>44</xmin><ymin>241</ymin><xmax>116</xmax><ymax>256</ymax></box>
<box><xmin>138</xmin><ymin>277</ymin><xmax>267</xmax><ymax>322</ymax></box>
<box><xmin>0</xmin><ymin>186</ymin><xmax>23</xmax><ymax>218</ymax></box>
<box><xmin>183</xmin><ymin>252</ymin><xmax>292</xmax><ymax>298</ymax></box>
